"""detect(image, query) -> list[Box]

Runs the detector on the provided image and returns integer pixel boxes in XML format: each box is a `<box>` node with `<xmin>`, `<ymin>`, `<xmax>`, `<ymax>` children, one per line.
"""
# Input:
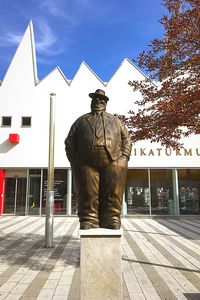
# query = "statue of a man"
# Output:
<box><xmin>65</xmin><ymin>89</ymin><xmax>132</xmax><ymax>229</ymax></box>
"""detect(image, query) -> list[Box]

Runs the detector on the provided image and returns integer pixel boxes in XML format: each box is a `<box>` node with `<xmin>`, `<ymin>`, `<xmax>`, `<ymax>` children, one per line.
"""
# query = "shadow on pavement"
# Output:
<box><xmin>0</xmin><ymin>230</ymin><xmax>80</xmax><ymax>272</ymax></box>
<box><xmin>122</xmin><ymin>256</ymin><xmax>200</xmax><ymax>274</ymax></box>
<box><xmin>155</xmin><ymin>219</ymin><xmax>200</xmax><ymax>241</ymax></box>
<box><xmin>183</xmin><ymin>293</ymin><xmax>200</xmax><ymax>300</ymax></box>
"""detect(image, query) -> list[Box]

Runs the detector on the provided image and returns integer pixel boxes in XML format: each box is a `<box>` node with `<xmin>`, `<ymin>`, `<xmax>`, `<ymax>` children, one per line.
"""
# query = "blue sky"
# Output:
<box><xmin>0</xmin><ymin>0</ymin><xmax>166</xmax><ymax>81</ymax></box>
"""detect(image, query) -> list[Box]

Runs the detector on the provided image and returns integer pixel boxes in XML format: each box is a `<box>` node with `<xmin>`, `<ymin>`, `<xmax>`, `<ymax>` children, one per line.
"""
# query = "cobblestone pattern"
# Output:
<box><xmin>0</xmin><ymin>216</ymin><xmax>199</xmax><ymax>300</ymax></box>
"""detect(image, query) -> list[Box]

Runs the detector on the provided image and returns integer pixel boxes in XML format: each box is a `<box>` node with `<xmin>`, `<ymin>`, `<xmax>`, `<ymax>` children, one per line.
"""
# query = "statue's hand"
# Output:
<box><xmin>121</xmin><ymin>154</ymin><xmax>129</xmax><ymax>161</ymax></box>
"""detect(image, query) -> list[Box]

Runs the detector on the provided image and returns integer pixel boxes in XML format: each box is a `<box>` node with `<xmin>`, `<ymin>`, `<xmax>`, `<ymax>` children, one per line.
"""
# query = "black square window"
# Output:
<box><xmin>22</xmin><ymin>117</ymin><xmax>31</xmax><ymax>126</ymax></box>
<box><xmin>2</xmin><ymin>116</ymin><xmax>12</xmax><ymax>126</ymax></box>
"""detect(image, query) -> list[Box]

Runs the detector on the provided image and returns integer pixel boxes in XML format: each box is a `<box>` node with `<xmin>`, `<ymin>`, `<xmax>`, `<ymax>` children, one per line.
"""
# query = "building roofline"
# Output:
<box><xmin>0</xmin><ymin>21</ymin><xmax>39</xmax><ymax>86</ymax></box>
<box><xmin>0</xmin><ymin>21</ymin><xmax>155</xmax><ymax>88</ymax></box>
<box><xmin>29</xmin><ymin>21</ymin><xmax>39</xmax><ymax>85</ymax></box>
<box><xmin>38</xmin><ymin>66</ymin><xmax>70</xmax><ymax>86</ymax></box>
<box><xmin>69</xmin><ymin>61</ymin><xmax>106</xmax><ymax>87</ymax></box>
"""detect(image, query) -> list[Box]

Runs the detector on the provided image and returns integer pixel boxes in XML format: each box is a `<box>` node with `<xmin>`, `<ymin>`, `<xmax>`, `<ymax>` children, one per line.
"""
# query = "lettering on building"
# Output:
<box><xmin>132</xmin><ymin>148</ymin><xmax>200</xmax><ymax>157</ymax></box>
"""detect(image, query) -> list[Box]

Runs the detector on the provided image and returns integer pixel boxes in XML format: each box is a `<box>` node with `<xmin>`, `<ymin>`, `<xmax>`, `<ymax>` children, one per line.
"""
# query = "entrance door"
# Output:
<box><xmin>4</xmin><ymin>178</ymin><xmax>27</xmax><ymax>215</ymax></box>
<box><xmin>4</xmin><ymin>178</ymin><xmax>16</xmax><ymax>214</ymax></box>
<box><xmin>16</xmin><ymin>178</ymin><xmax>27</xmax><ymax>215</ymax></box>
<box><xmin>27</xmin><ymin>176</ymin><xmax>41</xmax><ymax>215</ymax></box>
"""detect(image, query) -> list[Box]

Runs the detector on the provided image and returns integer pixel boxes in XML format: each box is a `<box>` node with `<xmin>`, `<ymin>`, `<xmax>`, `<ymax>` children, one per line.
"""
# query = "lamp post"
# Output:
<box><xmin>45</xmin><ymin>93</ymin><xmax>56</xmax><ymax>248</ymax></box>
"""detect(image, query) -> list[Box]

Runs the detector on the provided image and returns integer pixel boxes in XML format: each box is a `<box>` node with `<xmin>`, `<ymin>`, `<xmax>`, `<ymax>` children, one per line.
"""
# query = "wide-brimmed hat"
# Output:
<box><xmin>89</xmin><ymin>89</ymin><xmax>109</xmax><ymax>101</ymax></box>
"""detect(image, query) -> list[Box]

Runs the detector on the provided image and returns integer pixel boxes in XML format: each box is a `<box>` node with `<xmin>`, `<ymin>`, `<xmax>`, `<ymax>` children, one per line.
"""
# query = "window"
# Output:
<box><xmin>126</xmin><ymin>169</ymin><xmax>150</xmax><ymax>214</ymax></box>
<box><xmin>150</xmin><ymin>169</ymin><xmax>173</xmax><ymax>215</ymax></box>
<box><xmin>2</xmin><ymin>116</ymin><xmax>12</xmax><ymax>126</ymax></box>
<box><xmin>178</xmin><ymin>169</ymin><xmax>200</xmax><ymax>214</ymax></box>
<box><xmin>42</xmin><ymin>169</ymin><xmax>68</xmax><ymax>215</ymax></box>
<box><xmin>21</xmin><ymin>116</ymin><xmax>31</xmax><ymax>127</ymax></box>
<box><xmin>125</xmin><ymin>169</ymin><xmax>174</xmax><ymax>215</ymax></box>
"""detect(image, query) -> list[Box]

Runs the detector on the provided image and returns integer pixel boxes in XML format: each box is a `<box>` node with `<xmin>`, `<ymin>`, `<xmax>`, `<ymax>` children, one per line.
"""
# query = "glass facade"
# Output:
<box><xmin>27</xmin><ymin>169</ymin><xmax>42</xmax><ymax>215</ymax></box>
<box><xmin>4</xmin><ymin>177</ymin><xmax>27</xmax><ymax>215</ymax></box>
<box><xmin>150</xmin><ymin>169</ymin><xmax>173</xmax><ymax>215</ymax></box>
<box><xmin>125</xmin><ymin>168</ymin><xmax>200</xmax><ymax>215</ymax></box>
<box><xmin>2</xmin><ymin>168</ymin><xmax>200</xmax><ymax>216</ymax></box>
<box><xmin>125</xmin><ymin>169</ymin><xmax>150</xmax><ymax>214</ymax></box>
<box><xmin>42</xmin><ymin>169</ymin><xmax>67</xmax><ymax>214</ymax></box>
<box><xmin>4</xmin><ymin>178</ymin><xmax>16</xmax><ymax>214</ymax></box>
<box><xmin>178</xmin><ymin>169</ymin><xmax>200</xmax><ymax>214</ymax></box>
<box><xmin>3</xmin><ymin>169</ymin><xmax>69</xmax><ymax>216</ymax></box>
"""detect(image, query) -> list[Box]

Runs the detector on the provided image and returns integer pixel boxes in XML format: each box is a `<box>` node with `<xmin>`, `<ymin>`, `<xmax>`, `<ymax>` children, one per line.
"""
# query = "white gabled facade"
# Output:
<box><xmin>0</xmin><ymin>22</ymin><xmax>199</xmax><ymax>216</ymax></box>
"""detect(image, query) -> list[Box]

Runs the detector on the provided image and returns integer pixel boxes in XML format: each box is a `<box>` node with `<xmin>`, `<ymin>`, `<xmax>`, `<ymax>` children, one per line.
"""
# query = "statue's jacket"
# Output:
<box><xmin>65</xmin><ymin>112</ymin><xmax>132</xmax><ymax>162</ymax></box>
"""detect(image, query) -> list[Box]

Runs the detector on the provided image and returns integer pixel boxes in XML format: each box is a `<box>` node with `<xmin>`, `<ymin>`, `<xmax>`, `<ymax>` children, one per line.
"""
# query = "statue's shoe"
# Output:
<box><xmin>104</xmin><ymin>223</ymin><xmax>121</xmax><ymax>230</ymax></box>
<box><xmin>80</xmin><ymin>223</ymin><xmax>99</xmax><ymax>230</ymax></box>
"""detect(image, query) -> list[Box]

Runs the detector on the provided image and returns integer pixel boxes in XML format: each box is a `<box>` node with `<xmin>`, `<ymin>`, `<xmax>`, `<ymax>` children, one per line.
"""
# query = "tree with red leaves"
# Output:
<box><xmin>124</xmin><ymin>0</ymin><xmax>200</xmax><ymax>148</ymax></box>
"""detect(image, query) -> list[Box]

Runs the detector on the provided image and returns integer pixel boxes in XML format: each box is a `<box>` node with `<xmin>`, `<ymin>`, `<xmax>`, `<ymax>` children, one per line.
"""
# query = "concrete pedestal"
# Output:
<box><xmin>79</xmin><ymin>228</ymin><xmax>123</xmax><ymax>300</ymax></box>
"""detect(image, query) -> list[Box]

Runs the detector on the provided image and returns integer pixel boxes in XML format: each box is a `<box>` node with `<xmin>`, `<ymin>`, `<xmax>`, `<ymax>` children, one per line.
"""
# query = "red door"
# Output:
<box><xmin>0</xmin><ymin>170</ymin><xmax>5</xmax><ymax>215</ymax></box>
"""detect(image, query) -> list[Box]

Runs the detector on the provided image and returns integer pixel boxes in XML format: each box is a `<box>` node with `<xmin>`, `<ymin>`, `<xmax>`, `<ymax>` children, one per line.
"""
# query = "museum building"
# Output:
<box><xmin>0</xmin><ymin>22</ymin><xmax>200</xmax><ymax>217</ymax></box>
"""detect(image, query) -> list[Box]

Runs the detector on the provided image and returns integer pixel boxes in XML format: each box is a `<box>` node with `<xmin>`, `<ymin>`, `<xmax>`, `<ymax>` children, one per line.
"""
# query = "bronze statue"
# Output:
<box><xmin>65</xmin><ymin>89</ymin><xmax>132</xmax><ymax>229</ymax></box>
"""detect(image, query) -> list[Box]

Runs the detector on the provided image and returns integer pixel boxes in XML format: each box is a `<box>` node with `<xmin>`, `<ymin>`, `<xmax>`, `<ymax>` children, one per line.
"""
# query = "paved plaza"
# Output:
<box><xmin>0</xmin><ymin>216</ymin><xmax>199</xmax><ymax>300</ymax></box>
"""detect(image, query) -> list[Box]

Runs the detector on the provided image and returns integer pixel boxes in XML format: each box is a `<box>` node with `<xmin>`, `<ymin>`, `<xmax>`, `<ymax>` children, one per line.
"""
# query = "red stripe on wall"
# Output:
<box><xmin>0</xmin><ymin>170</ymin><xmax>5</xmax><ymax>215</ymax></box>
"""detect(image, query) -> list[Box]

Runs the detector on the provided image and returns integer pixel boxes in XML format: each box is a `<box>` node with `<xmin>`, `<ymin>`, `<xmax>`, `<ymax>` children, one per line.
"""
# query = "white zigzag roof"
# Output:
<box><xmin>1</xmin><ymin>21</ymin><xmax>199</xmax><ymax>169</ymax></box>
<box><xmin>0</xmin><ymin>21</ymin><xmax>147</xmax><ymax>87</ymax></box>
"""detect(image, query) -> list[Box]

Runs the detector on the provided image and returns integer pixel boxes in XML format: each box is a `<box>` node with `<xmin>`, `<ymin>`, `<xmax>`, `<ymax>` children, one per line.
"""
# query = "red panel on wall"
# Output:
<box><xmin>9</xmin><ymin>134</ymin><xmax>20</xmax><ymax>143</ymax></box>
<box><xmin>54</xmin><ymin>202</ymin><xmax>61</xmax><ymax>213</ymax></box>
<box><xmin>0</xmin><ymin>170</ymin><xmax>5</xmax><ymax>215</ymax></box>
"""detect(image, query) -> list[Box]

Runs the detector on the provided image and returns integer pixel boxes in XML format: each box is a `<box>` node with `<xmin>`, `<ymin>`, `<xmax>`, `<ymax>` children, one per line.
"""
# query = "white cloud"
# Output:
<box><xmin>40</xmin><ymin>1</ymin><xmax>66</xmax><ymax>18</ymax></box>
<box><xmin>39</xmin><ymin>0</ymin><xmax>77</xmax><ymax>25</ymax></box>
<box><xmin>35</xmin><ymin>19</ymin><xmax>69</xmax><ymax>57</ymax></box>
<box><xmin>0</xmin><ymin>32</ymin><xmax>23</xmax><ymax>47</ymax></box>
<box><xmin>35</xmin><ymin>21</ymin><xmax>57</xmax><ymax>53</ymax></box>
<box><xmin>0</xmin><ymin>20</ymin><xmax>57</xmax><ymax>52</ymax></box>
<box><xmin>38</xmin><ymin>0</ymin><xmax>111</xmax><ymax>26</ymax></box>
<box><xmin>0</xmin><ymin>19</ymin><xmax>66</xmax><ymax>58</ymax></box>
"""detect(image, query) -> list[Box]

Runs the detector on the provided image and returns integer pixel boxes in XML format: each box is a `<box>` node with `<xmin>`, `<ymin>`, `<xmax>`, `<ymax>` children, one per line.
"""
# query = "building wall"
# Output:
<box><xmin>0</xmin><ymin>22</ymin><xmax>200</xmax><ymax>216</ymax></box>
<box><xmin>0</xmin><ymin>22</ymin><xmax>199</xmax><ymax>170</ymax></box>
<box><xmin>0</xmin><ymin>23</ymin><xmax>200</xmax><ymax>215</ymax></box>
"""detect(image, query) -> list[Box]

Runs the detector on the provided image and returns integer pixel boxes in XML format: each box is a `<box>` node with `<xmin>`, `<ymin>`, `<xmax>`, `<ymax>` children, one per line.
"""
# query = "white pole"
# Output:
<box><xmin>45</xmin><ymin>93</ymin><xmax>56</xmax><ymax>248</ymax></box>
<box><xmin>148</xmin><ymin>169</ymin><xmax>152</xmax><ymax>215</ymax></box>
<box><xmin>172</xmin><ymin>169</ymin><xmax>180</xmax><ymax>215</ymax></box>
<box><xmin>67</xmin><ymin>168</ymin><xmax>72</xmax><ymax>215</ymax></box>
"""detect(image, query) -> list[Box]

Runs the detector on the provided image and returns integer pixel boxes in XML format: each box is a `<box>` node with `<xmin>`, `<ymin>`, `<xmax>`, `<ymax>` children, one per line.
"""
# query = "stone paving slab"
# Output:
<box><xmin>0</xmin><ymin>216</ymin><xmax>199</xmax><ymax>300</ymax></box>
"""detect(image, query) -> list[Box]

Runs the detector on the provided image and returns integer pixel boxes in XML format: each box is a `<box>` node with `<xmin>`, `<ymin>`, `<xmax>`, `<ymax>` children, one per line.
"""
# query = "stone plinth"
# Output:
<box><xmin>79</xmin><ymin>228</ymin><xmax>123</xmax><ymax>300</ymax></box>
